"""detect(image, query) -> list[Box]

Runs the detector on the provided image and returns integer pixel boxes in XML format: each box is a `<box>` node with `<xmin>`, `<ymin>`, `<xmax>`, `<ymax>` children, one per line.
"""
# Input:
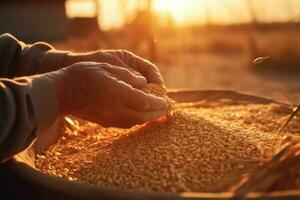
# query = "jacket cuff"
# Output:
<box><xmin>30</xmin><ymin>74</ymin><xmax>60</xmax><ymax>133</ymax></box>
<box><xmin>39</xmin><ymin>49</ymin><xmax>70</xmax><ymax>73</ymax></box>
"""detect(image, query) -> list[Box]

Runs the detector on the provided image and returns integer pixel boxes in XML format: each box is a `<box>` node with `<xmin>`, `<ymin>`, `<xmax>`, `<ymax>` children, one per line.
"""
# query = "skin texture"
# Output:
<box><xmin>37</xmin><ymin>50</ymin><xmax>169</xmax><ymax>151</ymax></box>
<box><xmin>0</xmin><ymin>33</ymin><xmax>169</xmax><ymax>159</ymax></box>
<box><xmin>52</xmin><ymin>62</ymin><xmax>169</xmax><ymax>128</ymax></box>
<box><xmin>64</xmin><ymin>50</ymin><xmax>165</xmax><ymax>85</ymax></box>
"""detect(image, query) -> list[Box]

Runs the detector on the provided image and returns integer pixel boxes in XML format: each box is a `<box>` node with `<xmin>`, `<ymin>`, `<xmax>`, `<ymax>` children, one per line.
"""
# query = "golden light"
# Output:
<box><xmin>65</xmin><ymin>0</ymin><xmax>300</xmax><ymax>30</ymax></box>
<box><xmin>66</xmin><ymin>0</ymin><xmax>97</xmax><ymax>18</ymax></box>
<box><xmin>153</xmin><ymin>0</ymin><xmax>187</xmax><ymax>25</ymax></box>
<box><xmin>153</xmin><ymin>0</ymin><xmax>211</xmax><ymax>26</ymax></box>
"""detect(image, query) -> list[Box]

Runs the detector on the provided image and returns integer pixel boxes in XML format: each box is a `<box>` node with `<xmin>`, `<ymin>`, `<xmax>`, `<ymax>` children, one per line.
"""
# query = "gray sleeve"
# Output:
<box><xmin>0</xmin><ymin>33</ymin><xmax>69</xmax><ymax>162</ymax></box>
<box><xmin>0</xmin><ymin>71</ymin><xmax>60</xmax><ymax>162</ymax></box>
<box><xmin>0</xmin><ymin>33</ymin><xmax>69</xmax><ymax>78</ymax></box>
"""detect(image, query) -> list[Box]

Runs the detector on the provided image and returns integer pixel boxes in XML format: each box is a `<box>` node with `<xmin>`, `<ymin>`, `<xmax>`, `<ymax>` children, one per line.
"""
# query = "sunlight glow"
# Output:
<box><xmin>66</xmin><ymin>0</ymin><xmax>97</xmax><ymax>18</ymax></box>
<box><xmin>153</xmin><ymin>0</ymin><xmax>212</xmax><ymax>25</ymax></box>
<box><xmin>65</xmin><ymin>0</ymin><xmax>300</xmax><ymax>30</ymax></box>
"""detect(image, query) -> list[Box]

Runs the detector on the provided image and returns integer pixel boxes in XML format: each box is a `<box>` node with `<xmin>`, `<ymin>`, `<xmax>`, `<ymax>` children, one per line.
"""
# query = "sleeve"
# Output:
<box><xmin>0</xmin><ymin>74</ymin><xmax>60</xmax><ymax>162</ymax></box>
<box><xmin>0</xmin><ymin>33</ymin><xmax>70</xmax><ymax>78</ymax></box>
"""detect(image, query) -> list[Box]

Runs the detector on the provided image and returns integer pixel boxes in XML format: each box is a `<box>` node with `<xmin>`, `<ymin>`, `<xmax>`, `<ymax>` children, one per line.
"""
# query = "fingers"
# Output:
<box><xmin>62</xmin><ymin>61</ymin><xmax>169</xmax><ymax>130</ymax></box>
<box><xmin>123</xmin><ymin>51</ymin><xmax>164</xmax><ymax>85</ymax></box>
<box><xmin>126</xmin><ymin>66</ymin><xmax>143</xmax><ymax>77</ymax></box>
<box><xmin>116</xmin><ymin>68</ymin><xmax>147</xmax><ymax>89</ymax></box>
<box><xmin>103</xmin><ymin>64</ymin><xmax>147</xmax><ymax>89</ymax></box>
<box><xmin>97</xmin><ymin>50</ymin><xmax>128</xmax><ymax>68</ymax></box>
<box><xmin>98</xmin><ymin>72</ymin><xmax>169</xmax><ymax>128</ymax></box>
<box><xmin>137</xmin><ymin>60</ymin><xmax>164</xmax><ymax>85</ymax></box>
<box><xmin>96</xmin><ymin>50</ymin><xmax>164</xmax><ymax>85</ymax></box>
<box><xmin>118</xmin><ymin>81</ymin><xmax>169</xmax><ymax>112</ymax></box>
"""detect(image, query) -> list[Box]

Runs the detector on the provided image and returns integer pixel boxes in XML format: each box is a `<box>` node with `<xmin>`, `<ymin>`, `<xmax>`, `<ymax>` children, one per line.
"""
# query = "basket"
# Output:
<box><xmin>6</xmin><ymin>90</ymin><xmax>300</xmax><ymax>200</ymax></box>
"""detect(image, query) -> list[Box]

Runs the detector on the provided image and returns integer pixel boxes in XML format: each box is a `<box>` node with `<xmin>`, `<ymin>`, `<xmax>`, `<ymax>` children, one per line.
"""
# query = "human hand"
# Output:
<box><xmin>64</xmin><ymin>50</ymin><xmax>164</xmax><ymax>85</ymax></box>
<box><xmin>49</xmin><ymin>62</ymin><xmax>168</xmax><ymax>128</ymax></box>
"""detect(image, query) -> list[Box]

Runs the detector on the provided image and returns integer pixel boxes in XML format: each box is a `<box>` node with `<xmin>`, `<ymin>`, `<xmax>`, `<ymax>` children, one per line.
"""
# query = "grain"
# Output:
<box><xmin>142</xmin><ymin>83</ymin><xmax>175</xmax><ymax>109</ymax></box>
<box><xmin>143</xmin><ymin>83</ymin><xmax>167</xmax><ymax>96</ymax></box>
<box><xmin>35</xmin><ymin>87</ymin><xmax>300</xmax><ymax>193</ymax></box>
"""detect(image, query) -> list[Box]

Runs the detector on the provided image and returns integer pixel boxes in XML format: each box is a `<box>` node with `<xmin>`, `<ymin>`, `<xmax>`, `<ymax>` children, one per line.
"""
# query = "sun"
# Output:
<box><xmin>153</xmin><ymin>0</ymin><xmax>187</xmax><ymax>25</ymax></box>
<box><xmin>153</xmin><ymin>0</ymin><xmax>211</xmax><ymax>26</ymax></box>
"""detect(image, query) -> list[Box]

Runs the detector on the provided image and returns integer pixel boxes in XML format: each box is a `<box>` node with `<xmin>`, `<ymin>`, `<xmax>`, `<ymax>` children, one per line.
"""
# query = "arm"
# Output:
<box><xmin>0</xmin><ymin>62</ymin><xmax>168</xmax><ymax>163</ymax></box>
<box><xmin>0</xmin><ymin>74</ymin><xmax>60</xmax><ymax>162</ymax></box>
<box><xmin>0</xmin><ymin>33</ymin><xmax>69</xmax><ymax>78</ymax></box>
<box><xmin>0</xmin><ymin>34</ymin><xmax>167</xmax><ymax>162</ymax></box>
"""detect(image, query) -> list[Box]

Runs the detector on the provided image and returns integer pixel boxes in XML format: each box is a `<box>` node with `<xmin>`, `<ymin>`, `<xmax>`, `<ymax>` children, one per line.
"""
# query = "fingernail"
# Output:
<box><xmin>136</xmin><ymin>76</ymin><xmax>147</xmax><ymax>87</ymax></box>
<box><xmin>137</xmin><ymin>75</ymin><xmax>147</xmax><ymax>82</ymax></box>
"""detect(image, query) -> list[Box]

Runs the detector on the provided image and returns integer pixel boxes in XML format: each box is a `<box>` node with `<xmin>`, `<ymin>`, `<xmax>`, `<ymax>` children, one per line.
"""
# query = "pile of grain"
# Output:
<box><xmin>35</xmin><ymin>86</ymin><xmax>300</xmax><ymax>193</ymax></box>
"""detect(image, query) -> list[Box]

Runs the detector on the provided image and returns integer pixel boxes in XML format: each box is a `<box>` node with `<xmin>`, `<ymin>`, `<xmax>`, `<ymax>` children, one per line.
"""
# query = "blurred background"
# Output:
<box><xmin>0</xmin><ymin>0</ymin><xmax>299</xmax><ymax>103</ymax></box>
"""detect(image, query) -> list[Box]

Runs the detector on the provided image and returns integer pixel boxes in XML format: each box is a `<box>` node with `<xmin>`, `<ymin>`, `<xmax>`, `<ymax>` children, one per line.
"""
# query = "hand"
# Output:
<box><xmin>64</xmin><ymin>50</ymin><xmax>164</xmax><ymax>85</ymax></box>
<box><xmin>49</xmin><ymin>62</ymin><xmax>168</xmax><ymax>128</ymax></box>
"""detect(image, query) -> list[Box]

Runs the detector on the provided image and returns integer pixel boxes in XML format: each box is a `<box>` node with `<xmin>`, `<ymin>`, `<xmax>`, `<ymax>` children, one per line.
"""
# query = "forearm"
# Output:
<box><xmin>0</xmin><ymin>33</ymin><xmax>70</xmax><ymax>78</ymax></box>
<box><xmin>62</xmin><ymin>50</ymin><xmax>119</xmax><ymax>68</ymax></box>
<box><xmin>63</xmin><ymin>52</ymin><xmax>92</xmax><ymax>67</ymax></box>
<box><xmin>0</xmin><ymin>75</ymin><xmax>60</xmax><ymax>162</ymax></box>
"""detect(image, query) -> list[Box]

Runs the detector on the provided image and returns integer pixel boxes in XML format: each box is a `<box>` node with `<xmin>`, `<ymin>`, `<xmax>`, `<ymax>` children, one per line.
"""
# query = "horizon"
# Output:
<box><xmin>66</xmin><ymin>0</ymin><xmax>300</xmax><ymax>30</ymax></box>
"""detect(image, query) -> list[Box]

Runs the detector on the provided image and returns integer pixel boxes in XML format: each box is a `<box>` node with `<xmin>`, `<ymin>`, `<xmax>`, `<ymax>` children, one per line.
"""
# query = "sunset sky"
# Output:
<box><xmin>66</xmin><ymin>0</ymin><xmax>300</xmax><ymax>30</ymax></box>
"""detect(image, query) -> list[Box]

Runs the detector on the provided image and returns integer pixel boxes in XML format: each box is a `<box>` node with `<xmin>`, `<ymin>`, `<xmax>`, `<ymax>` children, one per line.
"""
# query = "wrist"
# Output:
<box><xmin>63</xmin><ymin>52</ymin><xmax>92</xmax><ymax>68</ymax></box>
<box><xmin>47</xmin><ymin>66</ymin><xmax>89</xmax><ymax>116</ymax></box>
<box><xmin>43</xmin><ymin>70</ymin><xmax>70</xmax><ymax>115</ymax></box>
<box><xmin>29</xmin><ymin>73</ymin><xmax>62</xmax><ymax>132</ymax></box>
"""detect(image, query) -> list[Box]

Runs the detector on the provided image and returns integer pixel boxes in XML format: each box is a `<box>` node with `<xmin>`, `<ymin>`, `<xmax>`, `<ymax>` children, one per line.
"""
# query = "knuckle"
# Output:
<box><xmin>120</xmin><ymin>67</ymin><xmax>131</xmax><ymax>76</ymax></box>
<box><xmin>101</xmin><ymin>63</ymin><xmax>114</xmax><ymax>70</ymax></box>
<box><xmin>116</xmin><ymin>50</ymin><xmax>131</xmax><ymax>60</ymax></box>
<box><xmin>121</xmin><ymin>50</ymin><xmax>132</xmax><ymax>56</ymax></box>
<box><xmin>147</xmin><ymin>63</ymin><xmax>159</xmax><ymax>72</ymax></box>
<box><xmin>121</xmin><ymin>68</ymin><xmax>137</xmax><ymax>81</ymax></box>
